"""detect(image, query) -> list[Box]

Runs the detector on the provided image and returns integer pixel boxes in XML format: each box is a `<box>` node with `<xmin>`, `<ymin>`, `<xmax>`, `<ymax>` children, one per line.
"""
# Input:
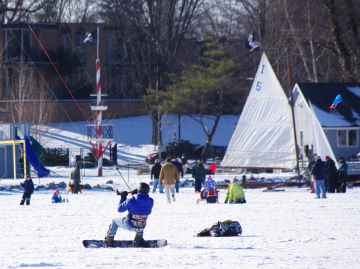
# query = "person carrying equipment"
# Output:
<box><xmin>104</xmin><ymin>182</ymin><xmax>154</xmax><ymax>247</ymax></box>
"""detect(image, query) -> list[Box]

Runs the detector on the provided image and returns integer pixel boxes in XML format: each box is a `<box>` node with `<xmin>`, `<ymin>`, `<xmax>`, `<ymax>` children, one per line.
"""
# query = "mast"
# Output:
<box><xmin>287</xmin><ymin>47</ymin><xmax>301</xmax><ymax>183</ymax></box>
<box><xmin>90</xmin><ymin>27</ymin><xmax>109</xmax><ymax>176</ymax></box>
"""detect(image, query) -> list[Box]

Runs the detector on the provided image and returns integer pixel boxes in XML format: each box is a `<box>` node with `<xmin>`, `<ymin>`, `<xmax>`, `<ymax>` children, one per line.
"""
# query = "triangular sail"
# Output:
<box><xmin>221</xmin><ymin>53</ymin><xmax>296</xmax><ymax>169</ymax></box>
<box><xmin>309</xmin><ymin>102</ymin><xmax>338</xmax><ymax>168</ymax></box>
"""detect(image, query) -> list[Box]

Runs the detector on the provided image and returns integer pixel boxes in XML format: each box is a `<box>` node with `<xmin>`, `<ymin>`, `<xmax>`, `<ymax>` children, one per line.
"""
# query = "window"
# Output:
<box><xmin>337</xmin><ymin>130</ymin><xmax>357</xmax><ymax>147</ymax></box>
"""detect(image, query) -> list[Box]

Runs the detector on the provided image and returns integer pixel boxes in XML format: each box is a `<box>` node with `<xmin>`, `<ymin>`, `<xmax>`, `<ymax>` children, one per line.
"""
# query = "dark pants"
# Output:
<box><xmin>74</xmin><ymin>182</ymin><xmax>80</xmax><ymax>194</ymax></box>
<box><xmin>194</xmin><ymin>178</ymin><xmax>202</xmax><ymax>192</ymax></box>
<box><xmin>327</xmin><ymin>173</ymin><xmax>337</xmax><ymax>193</ymax></box>
<box><xmin>336</xmin><ymin>182</ymin><xmax>346</xmax><ymax>193</ymax></box>
<box><xmin>336</xmin><ymin>174</ymin><xmax>347</xmax><ymax>193</ymax></box>
<box><xmin>20</xmin><ymin>192</ymin><xmax>32</xmax><ymax>205</ymax></box>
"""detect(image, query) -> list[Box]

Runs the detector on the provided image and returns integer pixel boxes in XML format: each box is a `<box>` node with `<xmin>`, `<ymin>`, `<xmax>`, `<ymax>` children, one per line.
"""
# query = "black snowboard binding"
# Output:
<box><xmin>133</xmin><ymin>231</ymin><xmax>145</xmax><ymax>247</ymax></box>
<box><xmin>104</xmin><ymin>233</ymin><xmax>114</xmax><ymax>248</ymax></box>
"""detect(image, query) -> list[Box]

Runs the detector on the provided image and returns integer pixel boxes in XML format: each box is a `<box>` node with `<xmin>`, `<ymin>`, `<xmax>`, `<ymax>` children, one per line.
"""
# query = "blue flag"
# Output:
<box><xmin>330</xmin><ymin>94</ymin><xmax>342</xmax><ymax>109</ymax></box>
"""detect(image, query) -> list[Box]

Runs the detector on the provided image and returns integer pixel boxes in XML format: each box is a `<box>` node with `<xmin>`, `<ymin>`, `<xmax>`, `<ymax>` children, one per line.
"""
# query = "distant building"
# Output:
<box><xmin>293</xmin><ymin>82</ymin><xmax>360</xmax><ymax>161</ymax></box>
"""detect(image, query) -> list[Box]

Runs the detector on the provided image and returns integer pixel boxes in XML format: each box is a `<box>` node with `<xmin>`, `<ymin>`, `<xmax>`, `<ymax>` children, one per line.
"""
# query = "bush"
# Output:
<box><xmin>166</xmin><ymin>140</ymin><xmax>198</xmax><ymax>163</ymax></box>
<box><xmin>40</xmin><ymin>151</ymin><xmax>69</xmax><ymax>166</ymax></box>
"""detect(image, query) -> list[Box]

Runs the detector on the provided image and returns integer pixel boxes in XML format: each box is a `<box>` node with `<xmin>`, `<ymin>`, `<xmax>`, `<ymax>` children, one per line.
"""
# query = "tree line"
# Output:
<box><xmin>1</xmin><ymin>0</ymin><xmax>359</xmax><ymax>159</ymax></box>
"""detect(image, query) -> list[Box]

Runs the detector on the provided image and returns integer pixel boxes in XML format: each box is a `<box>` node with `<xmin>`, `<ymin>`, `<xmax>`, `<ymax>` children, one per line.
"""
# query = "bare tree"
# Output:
<box><xmin>33</xmin><ymin>0</ymin><xmax>98</xmax><ymax>23</ymax></box>
<box><xmin>6</xmin><ymin>60</ymin><xmax>56</xmax><ymax>125</ymax></box>
<box><xmin>99</xmin><ymin>0</ymin><xmax>204</xmax><ymax>146</ymax></box>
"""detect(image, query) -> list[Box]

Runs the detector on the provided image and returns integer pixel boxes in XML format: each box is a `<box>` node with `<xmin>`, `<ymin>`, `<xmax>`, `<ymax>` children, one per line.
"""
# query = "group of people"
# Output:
<box><xmin>150</xmin><ymin>156</ymin><xmax>184</xmax><ymax>204</ymax></box>
<box><xmin>19</xmin><ymin>175</ymin><xmax>65</xmax><ymax>205</ymax></box>
<box><xmin>310</xmin><ymin>153</ymin><xmax>348</xmax><ymax>199</ymax></box>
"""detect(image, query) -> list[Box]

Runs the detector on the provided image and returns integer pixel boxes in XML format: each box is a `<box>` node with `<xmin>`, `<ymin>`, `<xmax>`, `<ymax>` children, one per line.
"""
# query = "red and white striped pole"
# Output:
<box><xmin>96</xmin><ymin>27</ymin><xmax>103</xmax><ymax>176</ymax></box>
<box><xmin>96</xmin><ymin>58</ymin><xmax>103</xmax><ymax>176</ymax></box>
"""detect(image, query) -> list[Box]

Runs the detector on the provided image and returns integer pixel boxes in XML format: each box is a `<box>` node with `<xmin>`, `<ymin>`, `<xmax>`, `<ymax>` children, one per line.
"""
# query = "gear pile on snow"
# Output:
<box><xmin>197</xmin><ymin>220</ymin><xmax>242</xmax><ymax>237</ymax></box>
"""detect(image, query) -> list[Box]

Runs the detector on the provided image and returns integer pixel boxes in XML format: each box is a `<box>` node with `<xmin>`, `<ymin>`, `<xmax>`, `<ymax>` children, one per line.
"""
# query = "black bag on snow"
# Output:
<box><xmin>197</xmin><ymin>220</ymin><xmax>242</xmax><ymax>237</ymax></box>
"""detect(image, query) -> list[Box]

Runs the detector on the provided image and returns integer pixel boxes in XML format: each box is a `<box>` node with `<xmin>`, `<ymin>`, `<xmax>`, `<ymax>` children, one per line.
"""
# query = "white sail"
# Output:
<box><xmin>309</xmin><ymin>102</ymin><xmax>338</xmax><ymax>167</ymax></box>
<box><xmin>221</xmin><ymin>53</ymin><xmax>296</xmax><ymax>169</ymax></box>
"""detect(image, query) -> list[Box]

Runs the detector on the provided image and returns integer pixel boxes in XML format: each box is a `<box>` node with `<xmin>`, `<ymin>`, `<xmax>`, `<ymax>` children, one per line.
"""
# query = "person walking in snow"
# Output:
<box><xmin>325</xmin><ymin>156</ymin><xmax>337</xmax><ymax>193</ymax></box>
<box><xmin>224</xmin><ymin>178</ymin><xmax>246</xmax><ymax>204</ymax></box>
<box><xmin>151</xmin><ymin>159</ymin><xmax>163</xmax><ymax>193</ymax></box>
<box><xmin>311</xmin><ymin>155</ymin><xmax>327</xmax><ymax>199</ymax></box>
<box><xmin>70</xmin><ymin>162</ymin><xmax>81</xmax><ymax>194</ymax></box>
<box><xmin>171</xmin><ymin>156</ymin><xmax>183</xmax><ymax>193</ymax></box>
<box><xmin>20</xmin><ymin>175</ymin><xmax>34</xmax><ymax>205</ymax></box>
<box><xmin>192</xmin><ymin>159</ymin><xmax>206</xmax><ymax>193</ymax></box>
<box><xmin>104</xmin><ymin>183</ymin><xmax>154</xmax><ymax>247</ymax></box>
<box><xmin>336</xmin><ymin>156</ymin><xmax>348</xmax><ymax>193</ymax></box>
<box><xmin>159</xmin><ymin>157</ymin><xmax>179</xmax><ymax>203</ymax></box>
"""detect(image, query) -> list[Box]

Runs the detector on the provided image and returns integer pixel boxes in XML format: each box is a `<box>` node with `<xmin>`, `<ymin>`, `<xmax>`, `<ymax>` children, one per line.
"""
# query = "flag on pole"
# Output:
<box><xmin>247</xmin><ymin>32</ymin><xmax>261</xmax><ymax>52</ymax></box>
<box><xmin>83</xmin><ymin>30</ymin><xmax>97</xmax><ymax>46</ymax></box>
<box><xmin>208</xmin><ymin>163</ymin><xmax>217</xmax><ymax>174</ymax></box>
<box><xmin>330</xmin><ymin>94</ymin><xmax>342</xmax><ymax>109</ymax></box>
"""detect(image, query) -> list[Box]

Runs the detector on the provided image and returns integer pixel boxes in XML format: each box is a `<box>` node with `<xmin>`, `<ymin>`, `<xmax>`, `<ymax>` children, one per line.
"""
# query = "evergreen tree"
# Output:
<box><xmin>165</xmin><ymin>37</ymin><xmax>237</xmax><ymax>160</ymax></box>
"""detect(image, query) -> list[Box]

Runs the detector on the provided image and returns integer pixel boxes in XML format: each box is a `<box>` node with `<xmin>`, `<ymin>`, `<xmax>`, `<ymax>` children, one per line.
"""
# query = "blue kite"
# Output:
<box><xmin>330</xmin><ymin>94</ymin><xmax>342</xmax><ymax>109</ymax></box>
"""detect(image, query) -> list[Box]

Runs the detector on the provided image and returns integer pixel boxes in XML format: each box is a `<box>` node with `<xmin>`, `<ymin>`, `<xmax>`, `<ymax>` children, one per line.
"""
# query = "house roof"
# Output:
<box><xmin>296</xmin><ymin>82</ymin><xmax>360</xmax><ymax>127</ymax></box>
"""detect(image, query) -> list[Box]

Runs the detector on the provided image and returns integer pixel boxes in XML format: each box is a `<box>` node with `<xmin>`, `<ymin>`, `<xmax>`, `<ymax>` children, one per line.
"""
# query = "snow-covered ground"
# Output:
<box><xmin>1</xmin><ymin>166</ymin><xmax>360</xmax><ymax>268</ymax></box>
<box><xmin>1</xmin><ymin>115</ymin><xmax>360</xmax><ymax>268</ymax></box>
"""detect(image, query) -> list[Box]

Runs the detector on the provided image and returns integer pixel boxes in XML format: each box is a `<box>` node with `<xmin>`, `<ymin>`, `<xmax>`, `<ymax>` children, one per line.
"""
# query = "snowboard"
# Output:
<box><xmin>83</xmin><ymin>239</ymin><xmax>167</xmax><ymax>248</ymax></box>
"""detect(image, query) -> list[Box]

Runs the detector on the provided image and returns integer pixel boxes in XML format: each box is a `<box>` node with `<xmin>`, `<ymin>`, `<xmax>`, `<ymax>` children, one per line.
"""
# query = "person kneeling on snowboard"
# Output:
<box><xmin>104</xmin><ymin>182</ymin><xmax>154</xmax><ymax>247</ymax></box>
<box><xmin>224</xmin><ymin>177</ymin><xmax>246</xmax><ymax>204</ymax></box>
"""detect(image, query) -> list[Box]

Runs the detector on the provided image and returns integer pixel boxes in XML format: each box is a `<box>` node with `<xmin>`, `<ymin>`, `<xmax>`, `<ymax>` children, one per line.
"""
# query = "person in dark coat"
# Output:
<box><xmin>325</xmin><ymin>156</ymin><xmax>337</xmax><ymax>193</ymax></box>
<box><xmin>311</xmin><ymin>156</ymin><xmax>327</xmax><ymax>199</ymax></box>
<box><xmin>70</xmin><ymin>162</ymin><xmax>81</xmax><ymax>194</ymax></box>
<box><xmin>171</xmin><ymin>157</ymin><xmax>184</xmax><ymax>193</ymax></box>
<box><xmin>192</xmin><ymin>160</ymin><xmax>206</xmax><ymax>193</ymax></box>
<box><xmin>336</xmin><ymin>157</ymin><xmax>348</xmax><ymax>193</ymax></box>
<box><xmin>151</xmin><ymin>159</ymin><xmax>163</xmax><ymax>193</ymax></box>
<box><xmin>20</xmin><ymin>175</ymin><xmax>34</xmax><ymax>205</ymax></box>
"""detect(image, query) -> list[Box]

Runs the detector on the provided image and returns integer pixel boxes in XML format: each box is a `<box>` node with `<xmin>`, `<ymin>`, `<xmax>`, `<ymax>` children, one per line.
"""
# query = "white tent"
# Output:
<box><xmin>292</xmin><ymin>85</ymin><xmax>338</xmax><ymax>167</ymax></box>
<box><xmin>221</xmin><ymin>53</ymin><xmax>296</xmax><ymax>169</ymax></box>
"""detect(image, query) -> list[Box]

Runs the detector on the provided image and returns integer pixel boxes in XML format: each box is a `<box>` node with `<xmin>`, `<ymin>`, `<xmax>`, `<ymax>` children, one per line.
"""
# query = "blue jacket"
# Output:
<box><xmin>311</xmin><ymin>159</ymin><xmax>326</xmax><ymax>180</ymax></box>
<box><xmin>21</xmin><ymin>179</ymin><xmax>34</xmax><ymax>194</ymax></box>
<box><xmin>52</xmin><ymin>194</ymin><xmax>62</xmax><ymax>203</ymax></box>
<box><xmin>204</xmin><ymin>178</ymin><xmax>216</xmax><ymax>190</ymax></box>
<box><xmin>118</xmin><ymin>193</ymin><xmax>154</xmax><ymax>229</ymax></box>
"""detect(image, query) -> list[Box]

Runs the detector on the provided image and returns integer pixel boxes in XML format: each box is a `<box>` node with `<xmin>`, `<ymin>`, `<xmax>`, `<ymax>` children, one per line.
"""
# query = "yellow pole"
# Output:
<box><xmin>12</xmin><ymin>140</ymin><xmax>16</xmax><ymax>180</ymax></box>
<box><xmin>23</xmin><ymin>139</ymin><xmax>27</xmax><ymax>179</ymax></box>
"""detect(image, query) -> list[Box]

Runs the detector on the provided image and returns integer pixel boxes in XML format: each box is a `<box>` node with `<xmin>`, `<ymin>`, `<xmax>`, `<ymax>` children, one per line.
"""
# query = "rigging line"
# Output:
<box><xmin>59</xmin><ymin>25</ymin><xmax>98</xmax><ymax>116</ymax></box>
<box><xmin>3</xmin><ymin>29</ymin><xmax>78</xmax><ymax>127</ymax></box>
<box><xmin>15</xmin><ymin>2</ymin><xmax>99</xmax><ymax>153</ymax></box>
<box><xmin>15</xmin><ymin>2</ymin><xmax>93</xmax><ymax>128</ymax></box>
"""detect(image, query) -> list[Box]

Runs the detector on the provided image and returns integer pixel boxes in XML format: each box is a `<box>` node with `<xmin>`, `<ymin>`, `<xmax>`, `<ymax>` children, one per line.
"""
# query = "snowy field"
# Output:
<box><xmin>1</xmin><ymin>166</ymin><xmax>360</xmax><ymax>269</ymax></box>
<box><xmin>1</xmin><ymin>115</ymin><xmax>360</xmax><ymax>268</ymax></box>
